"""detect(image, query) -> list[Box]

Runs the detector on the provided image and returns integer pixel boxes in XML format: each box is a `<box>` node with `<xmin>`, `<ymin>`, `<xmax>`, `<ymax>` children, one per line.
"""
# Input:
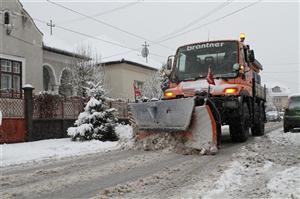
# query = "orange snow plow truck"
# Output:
<box><xmin>130</xmin><ymin>33</ymin><xmax>266</xmax><ymax>153</ymax></box>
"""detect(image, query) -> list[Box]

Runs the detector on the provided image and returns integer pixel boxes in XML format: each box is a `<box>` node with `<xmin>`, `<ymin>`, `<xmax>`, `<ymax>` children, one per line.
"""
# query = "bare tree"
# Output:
<box><xmin>68</xmin><ymin>45</ymin><xmax>104</xmax><ymax>97</ymax></box>
<box><xmin>141</xmin><ymin>68</ymin><xmax>164</xmax><ymax>100</ymax></box>
<box><xmin>265</xmin><ymin>89</ymin><xmax>276</xmax><ymax>111</ymax></box>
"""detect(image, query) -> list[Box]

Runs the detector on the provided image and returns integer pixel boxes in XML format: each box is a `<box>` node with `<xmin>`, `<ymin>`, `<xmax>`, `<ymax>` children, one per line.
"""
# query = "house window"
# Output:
<box><xmin>272</xmin><ymin>86</ymin><xmax>281</xmax><ymax>93</ymax></box>
<box><xmin>0</xmin><ymin>59</ymin><xmax>22</xmax><ymax>98</ymax></box>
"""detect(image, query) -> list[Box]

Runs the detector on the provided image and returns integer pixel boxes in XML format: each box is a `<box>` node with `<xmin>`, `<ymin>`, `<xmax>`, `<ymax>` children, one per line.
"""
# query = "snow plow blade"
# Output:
<box><xmin>129</xmin><ymin>97</ymin><xmax>195</xmax><ymax>131</ymax></box>
<box><xmin>129</xmin><ymin>98</ymin><xmax>218</xmax><ymax>153</ymax></box>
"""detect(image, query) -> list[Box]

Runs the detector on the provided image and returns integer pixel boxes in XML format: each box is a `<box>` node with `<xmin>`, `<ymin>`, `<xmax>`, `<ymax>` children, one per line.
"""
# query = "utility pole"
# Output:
<box><xmin>141</xmin><ymin>41</ymin><xmax>149</xmax><ymax>63</ymax></box>
<box><xmin>47</xmin><ymin>20</ymin><xmax>55</xmax><ymax>35</ymax></box>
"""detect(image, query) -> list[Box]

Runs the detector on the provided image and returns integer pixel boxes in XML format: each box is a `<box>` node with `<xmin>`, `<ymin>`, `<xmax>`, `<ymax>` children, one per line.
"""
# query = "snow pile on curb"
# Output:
<box><xmin>203</xmin><ymin>161</ymin><xmax>244</xmax><ymax>198</ymax></box>
<box><xmin>115</xmin><ymin>124</ymin><xmax>134</xmax><ymax>149</ymax></box>
<box><xmin>268</xmin><ymin>129</ymin><xmax>300</xmax><ymax>146</ymax></box>
<box><xmin>1</xmin><ymin>124</ymin><xmax>133</xmax><ymax>167</ymax></box>
<box><xmin>267</xmin><ymin>165</ymin><xmax>300</xmax><ymax>198</ymax></box>
<box><xmin>1</xmin><ymin>139</ymin><xmax>118</xmax><ymax>166</ymax></box>
<box><xmin>116</xmin><ymin>124</ymin><xmax>133</xmax><ymax>141</ymax></box>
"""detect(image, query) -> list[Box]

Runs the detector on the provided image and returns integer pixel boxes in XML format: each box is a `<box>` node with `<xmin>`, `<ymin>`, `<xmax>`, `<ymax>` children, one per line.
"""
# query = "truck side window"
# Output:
<box><xmin>253</xmin><ymin>72</ymin><xmax>261</xmax><ymax>84</ymax></box>
<box><xmin>256</xmin><ymin>74</ymin><xmax>261</xmax><ymax>84</ymax></box>
<box><xmin>243</xmin><ymin>48</ymin><xmax>249</xmax><ymax>63</ymax></box>
<box><xmin>178</xmin><ymin>54</ymin><xmax>186</xmax><ymax>72</ymax></box>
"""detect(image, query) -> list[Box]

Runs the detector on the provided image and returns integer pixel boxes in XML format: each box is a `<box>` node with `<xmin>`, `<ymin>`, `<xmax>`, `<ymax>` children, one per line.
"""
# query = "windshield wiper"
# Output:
<box><xmin>214</xmin><ymin>73</ymin><xmax>236</xmax><ymax>78</ymax></box>
<box><xmin>194</xmin><ymin>76</ymin><xmax>206</xmax><ymax>81</ymax></box>
<box><xmin>182</xmin><ymin>78</ymin><xmax>195</xmax><ymax>81</ymax></box>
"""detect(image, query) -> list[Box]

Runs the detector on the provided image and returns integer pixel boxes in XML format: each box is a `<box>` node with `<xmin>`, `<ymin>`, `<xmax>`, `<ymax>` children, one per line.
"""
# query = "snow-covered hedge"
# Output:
<box><xmin>34</xmin><ymin>92</ymin><xmax>62</xmax><ymax>118</ymax></box>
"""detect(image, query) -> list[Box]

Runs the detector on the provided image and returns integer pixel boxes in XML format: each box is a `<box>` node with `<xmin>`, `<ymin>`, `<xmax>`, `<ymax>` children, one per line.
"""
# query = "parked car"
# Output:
<box><xmin>284</xmin><ymin>94</ymin><xmax>300</xmax><ymax>133</ymax></box>
<box><xmin>266</xmin><ymin>111</ymin><xmax>281</xmax><ymax>122</ymax></box>
<box><xmin>279</xmin><ymin>111</ymin><xmax>284</xmax><ymax>120</ymax></box>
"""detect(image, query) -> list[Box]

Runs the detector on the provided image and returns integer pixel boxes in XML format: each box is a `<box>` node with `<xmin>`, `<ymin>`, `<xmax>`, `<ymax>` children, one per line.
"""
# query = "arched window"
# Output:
<box><xmin>4</xmin><ymin>12</ymin><xmax>10</xmax><ymax>25</ymax></box>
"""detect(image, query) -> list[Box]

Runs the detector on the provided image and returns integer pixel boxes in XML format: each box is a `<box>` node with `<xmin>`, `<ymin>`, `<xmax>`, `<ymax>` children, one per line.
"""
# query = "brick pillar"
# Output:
<box><xmin>23</xmin><ymin>84</ymin><xmax>34</xmax><ymax>141</ymax></box>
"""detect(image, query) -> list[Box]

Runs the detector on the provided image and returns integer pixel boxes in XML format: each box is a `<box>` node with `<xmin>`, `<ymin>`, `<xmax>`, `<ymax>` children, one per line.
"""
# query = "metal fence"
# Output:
<box><xmin>0</xmin><ymin>94</ymin><xmax>128</xmax><ymax>121</ymax></box>
<box><xmin>109</xmin><ymin>100</ymin><xmax>129</xmax><ymax>120</ymax></box>
<box><xmin>0</xmin><ymin>97</ymin><xmax>24</xmax><ymax>118</ymax></box>
<box><xmin>33</xmin><ymin>96</ymin><xmax>85</xmax><ymax>120</ymax></box>
<box><xmin>0</xmin><ymin>90</ymin><xmax>23</xmax><ymax>99</ymax></box>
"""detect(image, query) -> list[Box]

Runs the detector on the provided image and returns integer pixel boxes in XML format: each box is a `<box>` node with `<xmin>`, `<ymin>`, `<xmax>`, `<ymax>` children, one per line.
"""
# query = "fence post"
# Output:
<box><xmin>22</xmin><ymin>84</ymin><xmax>34</xmax><ymax>141</ymax></box>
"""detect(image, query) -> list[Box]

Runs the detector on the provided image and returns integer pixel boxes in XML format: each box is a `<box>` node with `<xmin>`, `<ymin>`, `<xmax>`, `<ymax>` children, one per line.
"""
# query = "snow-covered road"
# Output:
<box><xmin>2</xmin><ymin>122</ymin><xmax>299</xmax><ymax>199</ymax></box>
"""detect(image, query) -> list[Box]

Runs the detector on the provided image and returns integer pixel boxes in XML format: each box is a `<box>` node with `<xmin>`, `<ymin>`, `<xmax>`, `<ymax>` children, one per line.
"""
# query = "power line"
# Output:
<box><xmin>46</xmin><ymin>0</ymin><xmax>174</xmax><ymax>51</ymax></box>
<box><xmin>58</xmin><ymin>0</ymin><xmax>143</xmax><ymax>25</ymax></box>
<box><xmin>32</xmin><ymin>17</ymin><xmax>164</xmax><ymax>59</ymax></box>
<box><xmin>13</xmin><ymin>11</ymin><xmax>164</xmax><ymax>60</ymax></box>
<box><xmin>157</xmin><ymin>0</ymin><xmax>233</xmax><ymax>41</ymax></box>
<box><xmin>156</xmin><ymin>0</ymin><xmax>261</xmax><ymax>44</ymax></box>
<box><xmin>103</xmin><ymin>0</ymin><xmax>259</xmax><ymax>60</ymax></box>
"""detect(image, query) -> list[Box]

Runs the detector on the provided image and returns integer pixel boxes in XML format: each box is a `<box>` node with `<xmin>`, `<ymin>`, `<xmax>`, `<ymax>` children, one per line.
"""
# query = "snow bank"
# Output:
<box><xmin>1</xmin><ymin>139</ymin><xmax>118</xmax><ymax>167</ymax></box>
<box><xmin>1</xmin><ymin>124</ymin><xmax>133</xmax><ymax>167</ymax></box>
<box><xmin>268</xmin><ymin>128</ymin><xmax>300</xmax><ymax>146</ymax></box>
<box><xmin>267</xmin><ymin>165</ymin><xmax>300</xmax><ymax>198</ymax></box>
<box><xmin>204</xmin><ymin>161</ymin><xmax>244</xmax><ymax>198</ymax></box>
<box><xmin>115</xmin><ymin>124</ymin><xmax>133</xmax><ymax>140</ymax></box>
<box><xmin>115</xmin><ymin>124</ymin><xmax>134</xmax><ymax>149</ymax></box>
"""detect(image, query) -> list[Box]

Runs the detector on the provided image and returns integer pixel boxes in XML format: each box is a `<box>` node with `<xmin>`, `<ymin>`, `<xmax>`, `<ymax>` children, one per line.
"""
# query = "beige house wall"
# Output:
<box><xmin>272</xmin><ymin>96</ymin><xmax>289</xmax><ymax>111</ymax></box>
<box><xmin>0</xmin><ymin>0</ymin><xmax>43</xmax><ymax>92</ymax></box>
<box><xmin>103</xmin><ymin>63</ymin><xmax>157</xmax><ymax>101</ymax></box>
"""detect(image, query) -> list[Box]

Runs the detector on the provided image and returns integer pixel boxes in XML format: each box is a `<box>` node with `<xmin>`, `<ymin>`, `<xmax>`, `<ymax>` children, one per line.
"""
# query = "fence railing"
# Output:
<box><xmin>0</xmin><ymin>90</ymin><xmax>23</xmax><ymax>99</ymax></box>
<box><xmin>0</xmin><ymin>97</ymin><xmax>24</xmax><ymax>118</ymax></box>
<box><xmin>109</xmin><ymin>100</ymin><xmax>129</xmax><ymax>120</ymax></box>
<box><xmin>33</xmin><ymin>96</ymin><xmax>86</xmax><ymax>120</ymax></box>
<box><xmin>0</xmin><ymin>93</ymin><xmax>129</xmax><ymax>121</ymax></box>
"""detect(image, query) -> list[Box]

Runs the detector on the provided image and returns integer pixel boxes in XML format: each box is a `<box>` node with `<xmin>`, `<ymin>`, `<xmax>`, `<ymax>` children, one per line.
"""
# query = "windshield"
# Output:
<box><xmin>175</xmin><ymin>41</ymin><xmax>239</xmax><ymax>81</ymax></box>
<box><xmin>288</xmin><ymin>96</ymin><xmax>300</xmax><ymax>109</ymax></box>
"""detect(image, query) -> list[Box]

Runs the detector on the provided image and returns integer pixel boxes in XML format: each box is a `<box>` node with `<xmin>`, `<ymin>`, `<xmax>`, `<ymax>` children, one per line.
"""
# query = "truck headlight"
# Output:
<box><xmin>224</xmin><ymin>88</ymin><xmax>238</xmax><ymax>94</ymax></box>
<box><xmin>164</xmin><ymin>91</ymin><xmax>174</xmax><ymax>97</ymax></box>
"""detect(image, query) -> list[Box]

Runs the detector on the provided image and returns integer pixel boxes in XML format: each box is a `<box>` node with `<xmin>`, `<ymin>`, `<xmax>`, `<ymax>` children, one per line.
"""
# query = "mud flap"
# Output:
<box><xmin>184</xmin><ymin>105</ymin><xmax>218</xmax><ymax>152</ymax></box>
<box><xmin>129</xmin><ymin>97</ymin><xmax>195</xmax><ymax>131</ymax></box>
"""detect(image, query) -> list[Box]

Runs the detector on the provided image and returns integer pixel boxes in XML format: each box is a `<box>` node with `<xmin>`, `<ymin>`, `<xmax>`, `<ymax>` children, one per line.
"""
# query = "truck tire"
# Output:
<box><xmin>230</xmin><ymin>103</ymin><xmax>250</xmax><ymax>142</ymax></box>
<box><xmin>283</xmin><ymin>125</ymin><xmax>289</xmax><ymax>133</ymax></box>
<box><xmin>252</xmin><ymin>103</ymin><xmax>265</xmax><ymax>136</ymax></box>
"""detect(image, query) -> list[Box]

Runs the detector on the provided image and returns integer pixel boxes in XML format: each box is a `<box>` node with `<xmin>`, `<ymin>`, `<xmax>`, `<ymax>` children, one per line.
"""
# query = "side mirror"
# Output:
<box><xmin>233</xmin><ymin>63</ymin><xmax>240</xmax><ymax>71</ymax></box>
<box><xmin>249</xmin><ymin>50</ymin><xmax>255</xmax><ymax>63</ymax></box>
<box><xmin>167</xmin><ymin>55</ymin><xmax>174</xmax><ymax>70</ymax></box>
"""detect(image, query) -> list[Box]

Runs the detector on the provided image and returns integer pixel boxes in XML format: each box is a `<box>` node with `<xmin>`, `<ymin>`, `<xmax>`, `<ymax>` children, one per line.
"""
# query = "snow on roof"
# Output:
<box><xmin>43</xmin><ymin>32</ymin><xmax>74</xmax><ymax>53</ymax></box>
<box><xmin>266</xmin><ymin>82</ymin><xmax>292</xmax><ymax>97</ymax></box>
<box><xmin>74</xmin><ymin>35</ymin><xmax>163</xmax><ymax>70</ymax></box>
<box><xmin>42</xmin><ymin>32</ymin><xmax>162</xmax><ymax>69</ymax></box>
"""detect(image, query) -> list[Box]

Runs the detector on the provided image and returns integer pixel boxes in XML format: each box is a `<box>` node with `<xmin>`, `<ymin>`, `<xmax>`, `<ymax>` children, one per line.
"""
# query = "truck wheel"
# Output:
<box><xmin>284</xmin><ymin>126</ymin><xmax>289</xmax><ymax>133</ymax></box>
<box><xmin>230</xmin><ymin>103</ymin><xmax>250</xmax><ymax>142</ymax></box>
<box><xmin>252</xmin><ymin>104</ymin><xmax>265</xmax><ymax>136</ymax></box>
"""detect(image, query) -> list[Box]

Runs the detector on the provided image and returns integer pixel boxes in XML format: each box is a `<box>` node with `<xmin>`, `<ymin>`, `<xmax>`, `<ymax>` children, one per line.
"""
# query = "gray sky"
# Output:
<box><xmin>20</xmin><ymin>0</ymin><xmax>299</xmax><ymax>93</ymax></box>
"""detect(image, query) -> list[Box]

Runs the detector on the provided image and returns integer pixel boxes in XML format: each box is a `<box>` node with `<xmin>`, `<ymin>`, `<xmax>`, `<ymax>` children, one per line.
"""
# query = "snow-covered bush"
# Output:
<box><xmin>67</xmin><ymin>81</ymin><xmax>119</xmax><ymax>141</ymax></box>
<box><xmin>141</xmin><ymin>70</ymin><xmax>164</xmax><ymax>99</ymax></box>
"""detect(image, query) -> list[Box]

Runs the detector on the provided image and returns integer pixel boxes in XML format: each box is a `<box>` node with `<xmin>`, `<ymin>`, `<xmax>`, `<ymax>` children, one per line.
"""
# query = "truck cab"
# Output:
<box><xmin>163</xmin><ymin>37</ymin><xmax>266</xmax><ymax>142</ymax></box>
